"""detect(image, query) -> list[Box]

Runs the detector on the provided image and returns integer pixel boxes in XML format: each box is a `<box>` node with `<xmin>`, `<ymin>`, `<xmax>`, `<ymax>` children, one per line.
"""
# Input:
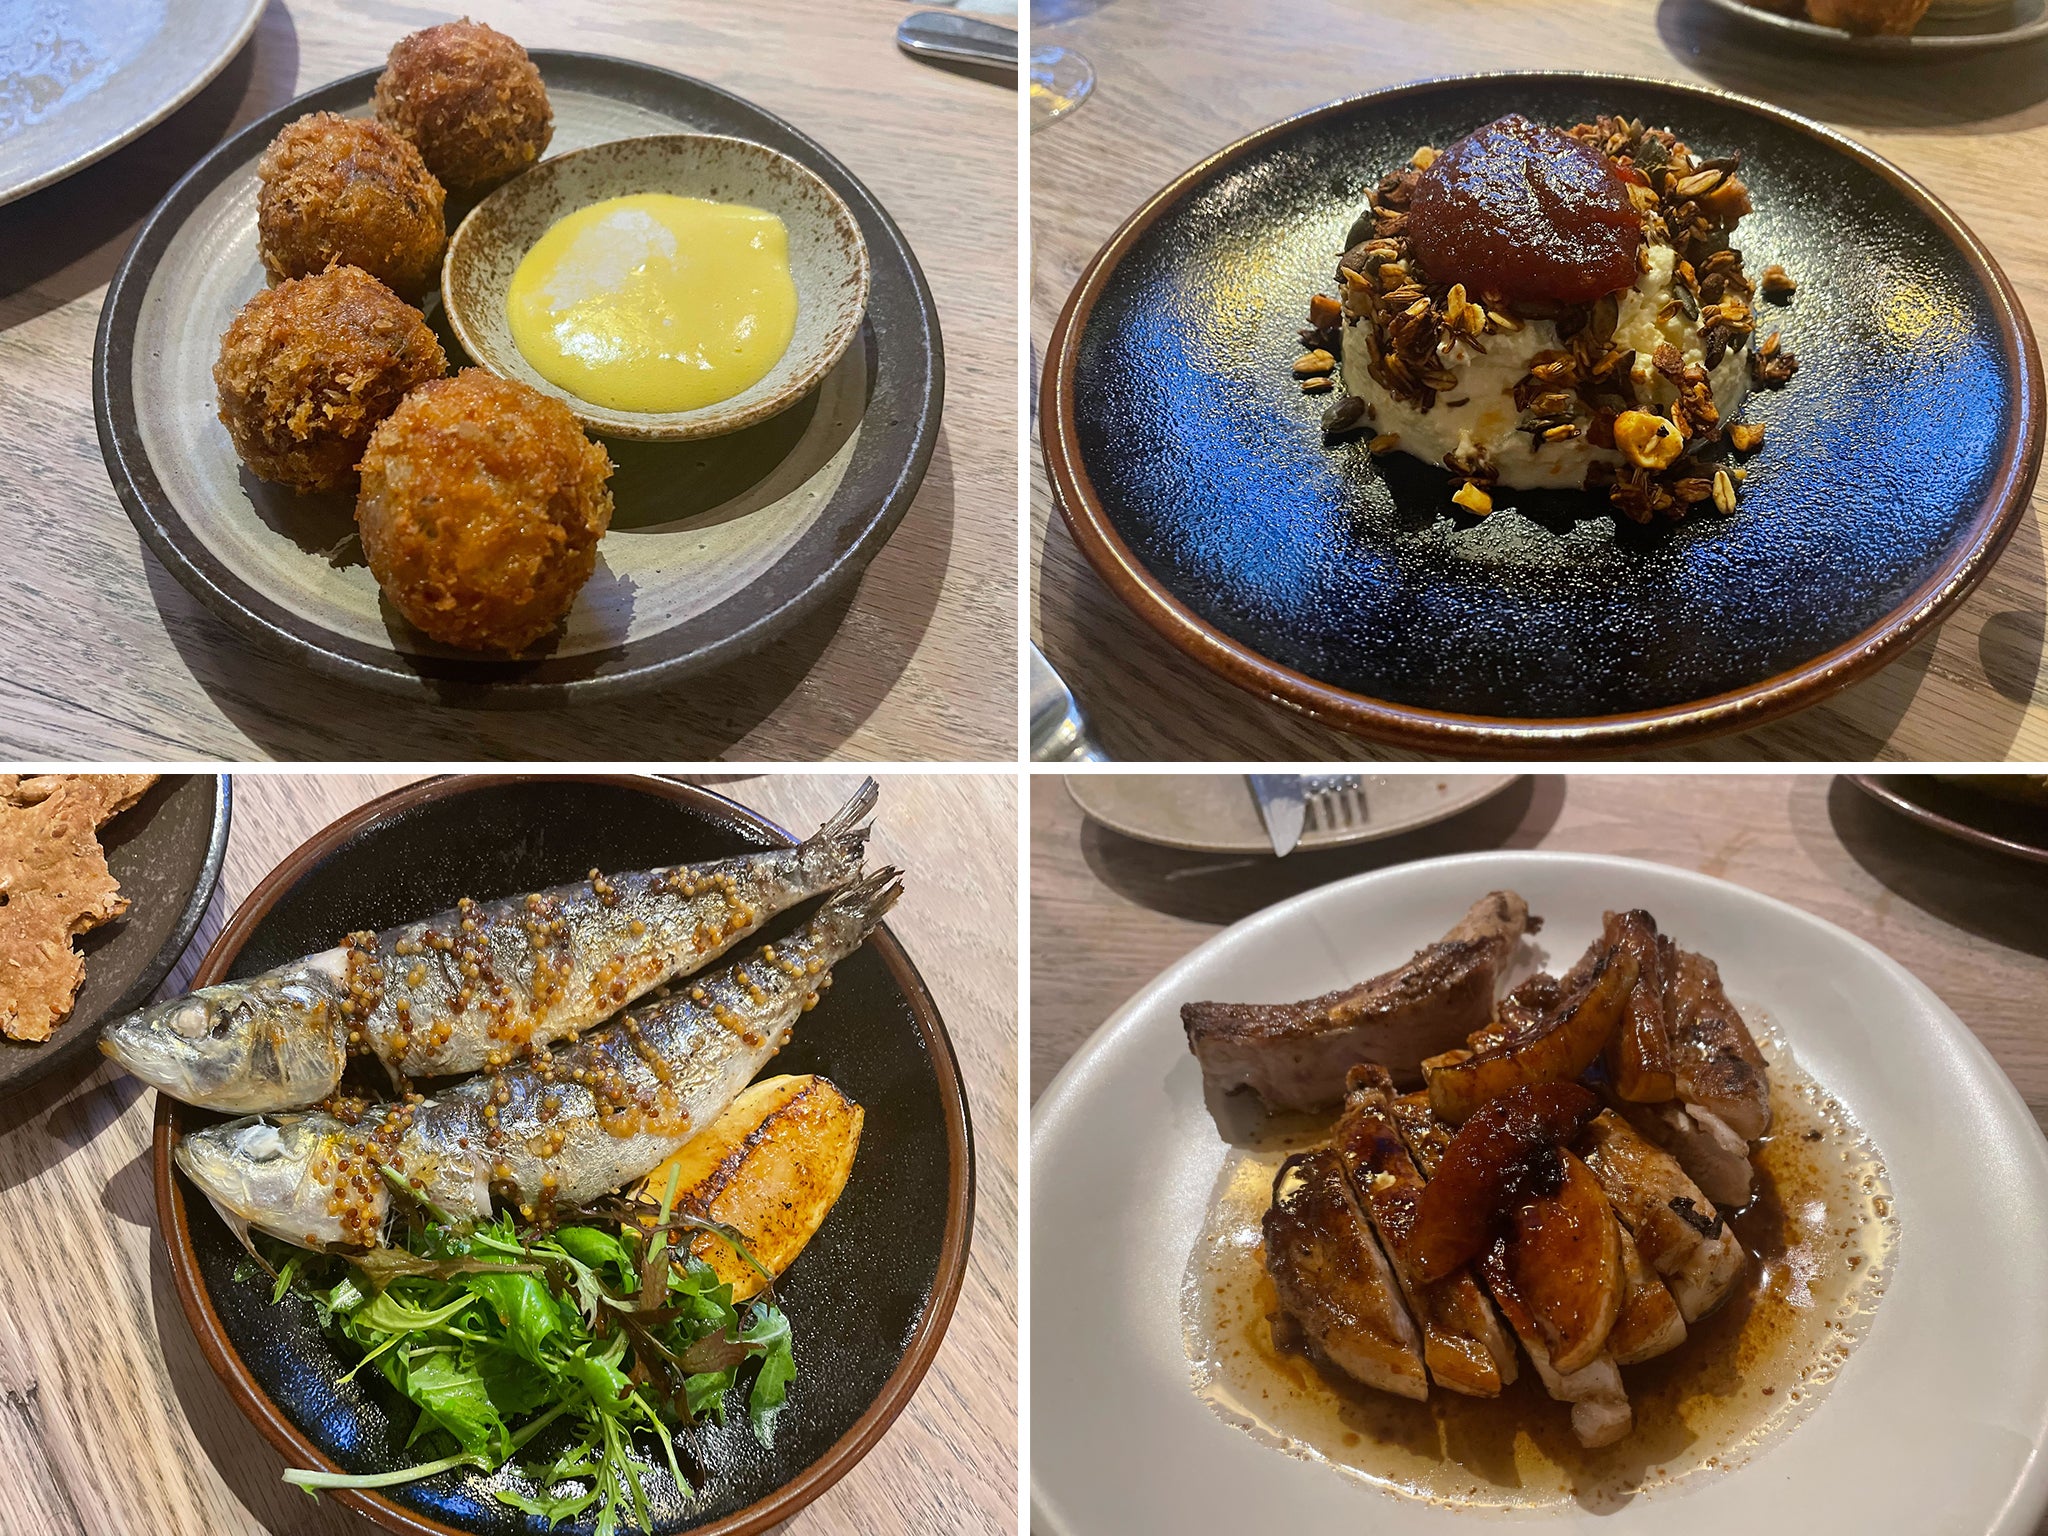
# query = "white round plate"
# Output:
<box><xmin>1064</xmin><ymin>774</ymin><xmax>1519</xmax><ymax>854</ymax></box>
<box><xmin>1031</xmin><ymin>850</ymin><xmax>2048</xmax><ymax>1535</ymax></box>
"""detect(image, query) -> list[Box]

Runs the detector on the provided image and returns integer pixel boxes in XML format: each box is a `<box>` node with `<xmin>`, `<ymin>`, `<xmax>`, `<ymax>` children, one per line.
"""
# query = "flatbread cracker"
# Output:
<box><xmin>0</xmin><ymin>775</ymin><xmax>155</xmax><ymax>1042</ymax></box>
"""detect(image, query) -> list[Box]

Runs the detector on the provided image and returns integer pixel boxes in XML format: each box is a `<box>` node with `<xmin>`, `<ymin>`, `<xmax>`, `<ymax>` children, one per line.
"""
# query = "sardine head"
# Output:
<box><xmin>100</xmin><ymin>973</ymin><xmax>348</xmax><ymax>1113</ymax></box>
<box><xmin>174</xmin><ymin>1113</ymin><xmax>360</xmax><ymax>1250</ymax></box>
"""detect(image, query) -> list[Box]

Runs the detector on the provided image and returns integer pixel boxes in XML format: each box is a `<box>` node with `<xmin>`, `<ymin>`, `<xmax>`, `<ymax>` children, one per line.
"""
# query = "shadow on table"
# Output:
<box><xmin>1656</xmin><ymin>0</ymin><xmax>2048</xmax><ymax>127</ymax></box>
<box><xmin>0</xmin><ymin>1062</ymin><xmax>143</xmax><ymax>1197</ymax></box>
<box><xmin>144</xmin><ymin>431</ymin><xmax>961</xmax><ymax>761</ymax></box>
<box><xmin>1078</xmin><ymin>775</ymin><xmax>1560</xmax><ymax>925</ymax></box>
<box><xmin>0</xmin><ymin>1</ymin><xmax>299</xmax><ymax>331</ymax></box>
<box><xmin>1825</xmin><ymin>774</ymin><xmax>2048</xmax><ymax>961</ymax></box>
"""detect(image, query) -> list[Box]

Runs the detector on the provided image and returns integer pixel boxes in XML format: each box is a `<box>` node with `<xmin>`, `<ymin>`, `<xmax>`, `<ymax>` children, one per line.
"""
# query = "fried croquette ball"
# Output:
<box><xmin>373</xmin><ymin>20</ymin><xmax>553</xmax><ymax>195</ymax></box>
<box><xmin>213</xmin><ymin>265</ymin><xmax>448</xmax><ymax>495</ymax></box>
<box><xmin>356</xmin><ymin>369</ymin><xmax>614</xmax><ymax>652</ymax></box>
<box><xmin>256</xmin><ymin>113</ymin><xmax>446</xmax><ymax>300</ymax></box>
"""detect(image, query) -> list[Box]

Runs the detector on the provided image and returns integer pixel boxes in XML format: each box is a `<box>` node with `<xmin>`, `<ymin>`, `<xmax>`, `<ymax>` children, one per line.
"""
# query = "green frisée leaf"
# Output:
<box><xmin>266</xmin><ymin>1211</ymin><xmax>803</xmax><ymax>1535</ymax></box>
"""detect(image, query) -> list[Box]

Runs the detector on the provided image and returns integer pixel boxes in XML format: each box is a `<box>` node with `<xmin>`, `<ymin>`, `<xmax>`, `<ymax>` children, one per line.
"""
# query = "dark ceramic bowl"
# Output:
<box><xmin>1041</xmin><ymin>72</ymin><xmax>2043</xmax><ymax>755</ymax></box>
<box><xmin>1699</xmin><ymin>0</ymin><xmax>2048</xmax><ymax>56</ymax></box>
<box><xmin>96</xmin><ymin>54</ymin><xmax>943</xmax><ymax>705</ymax></box>
<box><xmin>153</xmin><ymin>775</ymin><xmax>974</xmax><ymax>1536</ymax></box>
<box><xmin>1847</xmin><ymin>773</ymin><xmax>2048</xmax><ymax>863</ymax></box>
<box><xmin>0</xmin><ymin>774</ymin><xmax>229</xmax><ymax>1105</ymax></box>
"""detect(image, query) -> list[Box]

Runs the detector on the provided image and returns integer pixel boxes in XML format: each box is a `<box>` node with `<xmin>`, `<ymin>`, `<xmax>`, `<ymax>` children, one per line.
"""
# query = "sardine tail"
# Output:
<box><xmin>806</xmin><ymin>777</ymin><xmax>880</xmax><ymax>868</ymax></box>
<box><xmin>822</xmin><ymin>865</ymin><xmax>904</xmax><ymax>933</ymax></box>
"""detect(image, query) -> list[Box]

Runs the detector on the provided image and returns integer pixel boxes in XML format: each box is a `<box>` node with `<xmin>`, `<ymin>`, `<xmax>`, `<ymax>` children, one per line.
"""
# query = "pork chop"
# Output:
<box><xmin>1184</xmin><ymin>892</ymin><xmax>1532</xmax><ymax>1112</ymax></box>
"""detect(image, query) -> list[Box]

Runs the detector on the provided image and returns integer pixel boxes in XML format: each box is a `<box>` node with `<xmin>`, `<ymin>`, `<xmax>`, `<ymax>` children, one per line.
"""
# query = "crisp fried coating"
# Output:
<box><xmin>373</xmin><ymin>20</ymin><xmax>553</xmax><ymax>195</ymax></box>
<box><xmin>356</xmin><ymin>369</ymin><xmax>614</xmax><ymax>653</ymax></box>
<box><xmin>257</xmin><ymin>112</ymin><xmax>447</xmax><ymax>300</ymax></box>
<box><xmin>0</xmin><ymin>776</ymin><xmax>154</xmax><ymax>1042</ymax></box>
<box><xmin>214</xmin><ymin>265</ymin><xmax>448</xmax><ymax>494</ymax></box>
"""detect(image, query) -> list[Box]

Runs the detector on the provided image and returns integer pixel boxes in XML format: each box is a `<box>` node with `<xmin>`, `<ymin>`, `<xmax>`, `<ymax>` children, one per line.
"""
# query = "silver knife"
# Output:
<box><xmin>1246</xmin><ymin>775</ymin><xmax>1306</xmax><ymax>857</ymax></box>
<box><xmin>896</xmin><ymin>11</ymin><xmax>1020</xmax><ymax>70</ymax></box>
<box><xmin>1030</xmin><ymin>643</ymin><xmax>1106</xmax><ymax>762</ymax></box>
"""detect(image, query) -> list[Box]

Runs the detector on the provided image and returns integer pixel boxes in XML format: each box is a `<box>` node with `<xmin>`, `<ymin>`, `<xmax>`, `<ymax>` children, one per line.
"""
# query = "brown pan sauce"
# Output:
<box><xmin>1183</xmin><ymin>1031</ymin><xmax>1892</xmax><ymax>1511</ymax></box>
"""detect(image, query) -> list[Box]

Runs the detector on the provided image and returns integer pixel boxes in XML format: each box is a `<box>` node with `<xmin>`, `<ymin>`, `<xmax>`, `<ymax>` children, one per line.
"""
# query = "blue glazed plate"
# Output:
<box><xmin>1041</xmin><ymin>73</ymin><xmax>2042</xmax><ymax>754</ymax></box>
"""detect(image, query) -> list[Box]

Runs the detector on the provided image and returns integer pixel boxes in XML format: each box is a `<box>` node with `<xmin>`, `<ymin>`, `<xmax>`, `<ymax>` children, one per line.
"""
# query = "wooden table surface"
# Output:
<box><xmin>0</xmin><ymin>772</ymin><xmax>1018</xmax><ymax>1536</ymax></box>
<box><xmin>1031</xmin><ymin>773</ymin><xmax>2048</xmax><ymax>1135</ymax></box>
<box><xmin>0</xmin><ymin>0</ymin><xmax>1017</xmax><ymax>762</ymax></box>
<box><xmin>1030</xmin><ymin>0</ymin><xmax>2048</xmax><ymax>761</ymax></box>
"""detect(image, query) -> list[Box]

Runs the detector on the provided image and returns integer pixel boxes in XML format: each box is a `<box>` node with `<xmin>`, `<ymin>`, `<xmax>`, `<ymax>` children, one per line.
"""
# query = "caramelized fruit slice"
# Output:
<box><xmin>1407</xmin><ymin>1082</ymin><xmax>1599</xmax><ymax>1283</ymax></box>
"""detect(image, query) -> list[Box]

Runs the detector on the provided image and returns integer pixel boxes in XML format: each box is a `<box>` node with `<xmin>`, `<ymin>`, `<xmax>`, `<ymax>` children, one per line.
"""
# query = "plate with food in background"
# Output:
<box><xmin>1702</xmin><ymin>0</ymin><xmax>2048</xmax><ymax>56</ymax></box>
<box><xmin>111</xmin><ymin>774</ymin><xmax>972</xmax><ymax>1535</ymax></box>
<box><xmin>95</xmin><ymin>23</ymin><xmax>942</xmax><ymax>704</ymax></box>
<box><xmin>1032</xmin><ymin>851</ymin><xmax>2048</xmax><ymax>1533</ymax></box>
<box><xmin>1040</xmin><ymin>73</ymin><xmax>2042</xmax><ymax>755</ymax></box>
<box><xmin>1848</xmin><ymin>773</ymin><xmax>2048</xmax><ymax>864</ymax></box>
<box><xmin>1064</xmin><ymin>773</ymin><xmax>1519</xmax><ymax>854</ymax></box>
<box><xmin>0</xmin><ymin>772</ymin><xmax>228</xmax><ymax>1103</ymax></box>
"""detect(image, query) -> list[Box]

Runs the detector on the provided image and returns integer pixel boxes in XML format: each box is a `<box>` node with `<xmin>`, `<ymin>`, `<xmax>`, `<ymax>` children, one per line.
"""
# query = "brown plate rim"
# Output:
<box><xmin>150</xmin><ymin>772</ymin><xmax>976</xmax><ymax>1536</ymax></box>
<box><xmin>1040</xmin><ymin>70</ymin><xmax>2046</xmax><ymax>757</ymax></box>
<box><xmin>1845</xmin><ymin>773</ymin><xmax>2048</xmax><ymax>865</ymax></box>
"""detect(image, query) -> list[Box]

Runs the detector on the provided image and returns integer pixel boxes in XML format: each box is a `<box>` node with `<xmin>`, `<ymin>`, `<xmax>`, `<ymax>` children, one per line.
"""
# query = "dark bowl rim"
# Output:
<box><xmin>150</xmin><ymin>772</ymin><xmax>977</xmax><ymax>1536</ymax></box>
<box><xmin>0</xmin><ymin>772</ymin><xmax>232</xmax><ymax>1102</ymax></box>
<box><xmin>1845</xmin><ymin>773</ymin><xmax>2048</xmax><ymax>865</ymax></box>
<box><xmin>93</xmin><ymin>51</ymin><xmax>945</xmax><ymax>708</ymax></box>
<box><xmin>1039</xmin><ymin>69</ymin><xmax>2045</xmax><ymax>757</ymax></box>
<box><xmin>1697</xmin><ymin>0</ymin><xmax>2048</xmax><ymax>56</ymax></box>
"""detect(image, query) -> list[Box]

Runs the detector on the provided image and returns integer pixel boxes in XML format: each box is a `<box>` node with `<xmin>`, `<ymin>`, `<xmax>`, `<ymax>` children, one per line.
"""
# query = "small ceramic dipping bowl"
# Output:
<box><xmin>442</xmin><ymin>133</ymin><xmax>871</xmax><ymax>441</ymax></box>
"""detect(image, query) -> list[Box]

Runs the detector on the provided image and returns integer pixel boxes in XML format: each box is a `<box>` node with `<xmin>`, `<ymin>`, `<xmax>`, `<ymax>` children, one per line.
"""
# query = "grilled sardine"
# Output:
<box><xmin>107</xmin><ymin>781</ymin><xmax>878</xmax><ymax>1113</ymax></box>
<box><xmin>174</xmin><ymin>870</ymin><xmax>900</xmax><ymax>1251</ymax></box>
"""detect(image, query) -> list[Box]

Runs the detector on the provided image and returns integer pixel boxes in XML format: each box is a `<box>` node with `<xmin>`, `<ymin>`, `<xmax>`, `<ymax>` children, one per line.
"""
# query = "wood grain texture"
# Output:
<box><xmin>0</xmin><ymin>0</ymin><xmax>1017</xmax><ymax>762</ymax></box>
<box><xmin>1030</xmin><ymin>773</ymin><xmax>2048</xmax><ymax>1139</ymax></box>
<box><xmin>1030</xmin><ymin>0</ymin><xmax>2048</xmax><ymax>761</ymax></box>
<box><xmin>0</xmin><ymin>771</ymin><xmax>1018</xmax><ymax>1536</ymax></box>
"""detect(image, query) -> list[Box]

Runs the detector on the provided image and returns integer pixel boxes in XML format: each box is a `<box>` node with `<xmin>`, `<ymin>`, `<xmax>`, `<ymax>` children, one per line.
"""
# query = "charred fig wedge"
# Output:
<box><xmin>1406</xmin><ymin>1081</ymin><xmax>1600</xmax><ymax>1283</ymax></box>
<box><xmin>1498</xmin><ymin>1149</ymin><xmax>1624</xmax><ymax>1374</ymax></box>
<box><xmin>1422</xmin><ymin>937</ymin><xmax>1637</xmax><ymax>1123</ymax></box>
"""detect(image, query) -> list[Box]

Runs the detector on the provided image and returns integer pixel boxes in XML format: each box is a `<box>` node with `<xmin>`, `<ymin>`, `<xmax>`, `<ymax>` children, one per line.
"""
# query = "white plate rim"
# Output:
<box><xmin>1031</xmin><ymin>849</ymin><xmax>2048</xmax><ymax>1536</ymax></box>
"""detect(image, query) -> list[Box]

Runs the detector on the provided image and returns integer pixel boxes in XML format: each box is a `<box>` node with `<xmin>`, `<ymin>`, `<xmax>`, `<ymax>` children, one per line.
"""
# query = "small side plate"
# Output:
<box><xmin>0</xmin><ymin>773</ymin><xmax>229</xmax><ymax>1105</ymax></box>
<box><xmin>1847</xmin><ymin>773</ymin><xmax>2048</xmax><ymax>863</ymax></box>
<box><xmin>1699</xmin><ymin>0</ymin><xmax>2048</xmax><ymax>55</ymax></box>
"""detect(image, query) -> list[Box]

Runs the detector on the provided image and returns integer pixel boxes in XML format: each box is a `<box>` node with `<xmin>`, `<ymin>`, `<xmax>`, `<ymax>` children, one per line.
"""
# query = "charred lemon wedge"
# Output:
<box><xmin>640</xmin><ymin>1074</ymin><xmax>863</xmax><ymax>1299</ymax></box>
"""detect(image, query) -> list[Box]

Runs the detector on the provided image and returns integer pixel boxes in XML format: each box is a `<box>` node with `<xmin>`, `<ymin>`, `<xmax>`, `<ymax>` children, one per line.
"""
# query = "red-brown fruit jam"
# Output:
<box><xmin>1407</xmin><ymin>115</ymin><xmax>1644</xmax><ymax>307</ymax></box>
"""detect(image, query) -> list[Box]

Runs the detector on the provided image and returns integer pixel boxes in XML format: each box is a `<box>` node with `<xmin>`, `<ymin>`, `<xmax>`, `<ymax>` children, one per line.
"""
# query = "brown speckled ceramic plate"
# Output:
<box><xmin>96</xmin><ymin>53</ymin><xmax>941</xmax><ymax>704</ymax></box>
<box><xmin>153</xmin><ymin>774</ymin><xmax>974</xmax><ymax>1536</ymax></box>
<box><xmin>0</xmin><ymin>773</ymin><xmax>229</xmax><ymax>1104</ymax></box>
<box><xmin>444</xmin><ymin>134</ymin><xmax>871</xmax><ymax>442</ymax></box>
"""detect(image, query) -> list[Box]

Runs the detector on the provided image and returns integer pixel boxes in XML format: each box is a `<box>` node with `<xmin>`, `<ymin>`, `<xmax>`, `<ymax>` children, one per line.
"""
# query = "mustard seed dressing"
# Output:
<box><xmin>1182</xmin><ymin>1027</ymin><xmax>1893</xmax><ymax>1510</ymax></box>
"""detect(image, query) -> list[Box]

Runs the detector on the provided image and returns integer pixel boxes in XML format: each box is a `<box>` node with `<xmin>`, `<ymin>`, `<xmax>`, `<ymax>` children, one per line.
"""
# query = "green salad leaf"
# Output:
<box><xmin>267</xmin><ymin>1211</ymin><xmax>798</xmax><ymax>1534</ymax></box>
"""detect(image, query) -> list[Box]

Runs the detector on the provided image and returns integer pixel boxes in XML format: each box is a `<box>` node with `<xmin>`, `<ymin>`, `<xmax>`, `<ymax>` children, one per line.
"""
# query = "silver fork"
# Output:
<box><xmin>1301</xmin><ymin>774</ymin><xmax>1368</xmax><ymax>834</ymax></box>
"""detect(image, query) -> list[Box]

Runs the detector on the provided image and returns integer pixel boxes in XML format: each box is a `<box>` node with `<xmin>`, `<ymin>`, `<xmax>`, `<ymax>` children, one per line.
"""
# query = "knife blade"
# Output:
<box><xmin>1246</xmin><ymin>775</ymin><xmax>1306</xmax><ymax>857</ymax></box>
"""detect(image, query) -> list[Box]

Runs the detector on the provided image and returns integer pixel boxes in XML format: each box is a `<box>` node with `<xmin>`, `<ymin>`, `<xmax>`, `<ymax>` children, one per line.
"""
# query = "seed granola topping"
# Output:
<box><xmin>1296</xmin><ymin>113</ymin><xmax>1800</xmax><ymax>522</ymax></box>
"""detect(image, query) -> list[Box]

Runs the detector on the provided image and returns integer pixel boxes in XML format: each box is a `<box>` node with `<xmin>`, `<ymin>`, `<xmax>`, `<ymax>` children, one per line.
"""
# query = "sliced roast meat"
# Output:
<box><xmin>1665</xmin><ymin>944</ymin><xmax>1772</xmax><ymax>1140</ymax></box>
<box><xmin>1608</xmin><ymin>1222</ymin><xmax>1687</xmax><ymax>1364</ymax></box>
<box><xmin>1482</xmin><ymin>1234</ymin><xmax>1633</xmax><ymax>1448</ymax></box>
<box><xmin>1333</xmin><ymin>1066</ymin><xmax>1518</xmax><ymax>1397</ymax></box>
<box><xmin>1624</xmin><ymin>1098</ymin><xmax>1754</xmax><ymax>1208</ymax></box>
<box><xmin>1603</xmin><ymin>910</ymin><xmax>1677</xmax><ymax>1103</ymax></box>
<box><xmin>1578</xmin><ymin>1110</ymin><xmax>1746</xmax><ymax>1322</ymax></box>
<box><xmin>1184</xmin><ymin>891</ymin><xmax>1532</xmax><ymax>1112</ymax></box>
<box><xmin>1263</xmin><ymin>1148</ymin><xmax>1429</xmax><ymax>1400</ymax></box>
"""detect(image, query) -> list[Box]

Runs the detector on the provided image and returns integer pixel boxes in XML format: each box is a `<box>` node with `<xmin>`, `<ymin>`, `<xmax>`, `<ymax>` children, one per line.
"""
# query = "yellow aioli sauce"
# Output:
<box><xmin>505</xmin><ymin>192</ymin><xmax>798</xmax><ymax>414</ymax></box>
